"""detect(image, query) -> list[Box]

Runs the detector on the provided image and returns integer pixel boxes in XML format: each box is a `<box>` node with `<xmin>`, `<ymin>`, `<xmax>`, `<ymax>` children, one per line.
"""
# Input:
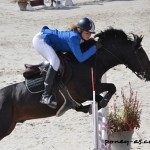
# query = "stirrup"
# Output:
<box><xmin>40</xmin><ymin>94</ymin><xmax>57</xmax><ymax>109</ymax></box>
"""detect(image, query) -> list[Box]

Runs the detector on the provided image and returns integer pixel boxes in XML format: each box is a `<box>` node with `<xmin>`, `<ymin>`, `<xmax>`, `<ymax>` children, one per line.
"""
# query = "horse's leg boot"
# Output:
<box><xmin>40</xmin><ymin>65</ymin><xmax>57</xmax><ymax>109</ymax></box>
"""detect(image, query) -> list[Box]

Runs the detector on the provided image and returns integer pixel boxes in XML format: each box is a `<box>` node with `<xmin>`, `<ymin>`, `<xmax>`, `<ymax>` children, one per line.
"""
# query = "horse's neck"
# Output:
<box><xmin>97</xmin><ymin>50</ymin><xmax>122</xmax><ymax>77</ymax></box>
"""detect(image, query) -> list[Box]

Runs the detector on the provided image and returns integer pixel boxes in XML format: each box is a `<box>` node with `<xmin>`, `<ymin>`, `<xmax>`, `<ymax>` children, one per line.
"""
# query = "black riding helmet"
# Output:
<box><xmin>77</xmin><ymin>17</ymin><xmax>95</xmax><ymax>34</ymax></box>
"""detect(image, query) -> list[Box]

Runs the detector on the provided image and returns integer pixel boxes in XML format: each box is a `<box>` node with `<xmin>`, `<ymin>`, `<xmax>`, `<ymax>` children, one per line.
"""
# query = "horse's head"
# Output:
<box><xmin>130</xmin><ymin>34</ymin><xmax>150</xmax><ymax>81</ymax></box>
<box><xmin>95</xmin><ymin>28</ymin><xmax>150</xmax><ymax>81</ymax></box>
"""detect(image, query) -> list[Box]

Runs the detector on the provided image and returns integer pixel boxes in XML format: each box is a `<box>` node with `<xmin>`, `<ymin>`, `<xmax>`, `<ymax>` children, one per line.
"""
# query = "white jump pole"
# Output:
<box><xmin>91</xmin><ymin>68</ymin><xmax>99</xmax><ymax>150</ymax></box>
<box><xmin>97</xmin><ymin>73</ymin><xmax>110</xmax><ymax>150</ymax></box>
<box><xmin>100</xmin><ymin>73</ymin><xmax>109</xmax><ymax>118</ymax></box>
<box><xmin>91</xmin><ymin>69</ymin><xmax>110</xmax><ymax>150</ymax></box>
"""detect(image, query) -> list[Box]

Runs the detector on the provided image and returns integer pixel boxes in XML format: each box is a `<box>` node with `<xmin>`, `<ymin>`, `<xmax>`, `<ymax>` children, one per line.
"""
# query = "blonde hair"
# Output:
<box><xmin>68</xmin><ymin>24</ymin><xmax>78</xmax><ymax>31</ymax></box>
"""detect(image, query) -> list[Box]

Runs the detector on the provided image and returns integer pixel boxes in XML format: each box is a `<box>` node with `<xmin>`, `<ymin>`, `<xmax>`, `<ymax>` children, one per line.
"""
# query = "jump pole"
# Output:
<box><xmin>91</xmin><ymin>68</ymin><xmax>99</xmax><ymax>150</ymax></box>
<box><xmin>98</xmin><ymin>73</ymin><xmax>110</xmax><ymax>150</ymax></box>
<box><xmin>91</xmin><ymin>69</ymin><xmax>110</xmax><ymax>150</ymax></box>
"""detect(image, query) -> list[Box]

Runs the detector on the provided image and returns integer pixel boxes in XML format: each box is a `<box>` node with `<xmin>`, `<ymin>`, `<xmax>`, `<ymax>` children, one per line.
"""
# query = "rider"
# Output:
<box><xmin>33</xmin><ymin>17</ymin><xmax>96</xmax><ymax>109</ymax></box>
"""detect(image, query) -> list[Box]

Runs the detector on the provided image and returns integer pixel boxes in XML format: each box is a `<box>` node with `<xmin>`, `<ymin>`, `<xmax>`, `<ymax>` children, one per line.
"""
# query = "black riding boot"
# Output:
<box><xmin>40</xmin><ymin>65</ymin><xmax>57</xmax><ymax>109</ymax></box>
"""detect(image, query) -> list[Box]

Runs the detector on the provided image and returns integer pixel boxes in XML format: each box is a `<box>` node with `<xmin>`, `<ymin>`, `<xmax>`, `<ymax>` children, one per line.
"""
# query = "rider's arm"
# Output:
<box><xmin>68</xmin><ymin>36</ymin><xmax>96</xmax><ymax>63</ymax></box>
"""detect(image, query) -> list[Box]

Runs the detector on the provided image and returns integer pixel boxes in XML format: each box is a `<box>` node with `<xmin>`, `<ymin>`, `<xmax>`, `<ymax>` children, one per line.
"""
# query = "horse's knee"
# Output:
<box><xmin>96</xmin><ymin>94</ymin><xmax>103</xmax><ymax>102</ymax></box>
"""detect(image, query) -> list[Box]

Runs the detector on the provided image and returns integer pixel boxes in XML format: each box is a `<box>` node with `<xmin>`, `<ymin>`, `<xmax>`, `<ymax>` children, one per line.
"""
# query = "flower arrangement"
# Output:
<box><xmin>108</xmin><ymin>83</ymin><xmax>142</xmax><ymax>134</ymax></box>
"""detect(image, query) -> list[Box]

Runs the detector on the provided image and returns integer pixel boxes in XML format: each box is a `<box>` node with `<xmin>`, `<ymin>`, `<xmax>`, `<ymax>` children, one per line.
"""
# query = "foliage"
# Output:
<box><xmin>108</xmin><ymin>83</ymin><xmax>142</xmax><ymax>134</ymax></box>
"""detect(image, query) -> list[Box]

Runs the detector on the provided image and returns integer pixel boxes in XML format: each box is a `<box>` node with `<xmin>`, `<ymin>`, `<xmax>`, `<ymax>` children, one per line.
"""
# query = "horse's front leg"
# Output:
<box><xmin>96</xmin><ymin>83</ymin><xmax>116</xmax><ymax>108</ymax></box>
<box><xmin>75</xmin><ymin>83</ymin><xmax>116</xmax><ymax>113</ymax></box>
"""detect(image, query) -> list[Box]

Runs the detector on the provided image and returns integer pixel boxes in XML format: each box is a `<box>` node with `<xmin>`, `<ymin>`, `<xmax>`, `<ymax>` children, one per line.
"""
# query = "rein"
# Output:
<box><xmin>99</xmin><ymin>45</ymin><xmax>145</xmax><ymax>80</ymax></box>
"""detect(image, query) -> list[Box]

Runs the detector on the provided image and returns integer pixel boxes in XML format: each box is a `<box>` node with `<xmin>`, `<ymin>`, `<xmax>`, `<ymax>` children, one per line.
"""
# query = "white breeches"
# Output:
<box><xmin>32</xmin><ymin>32</ymin><xmax>60</xmax><ymax>71</ymax></box>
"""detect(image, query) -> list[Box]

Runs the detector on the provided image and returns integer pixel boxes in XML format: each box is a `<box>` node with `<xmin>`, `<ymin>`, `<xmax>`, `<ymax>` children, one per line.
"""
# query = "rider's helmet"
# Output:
<box><xmin>77</xmin><ymin>17</ymin><xmax>95</xmax><ymax>34</ymax></box>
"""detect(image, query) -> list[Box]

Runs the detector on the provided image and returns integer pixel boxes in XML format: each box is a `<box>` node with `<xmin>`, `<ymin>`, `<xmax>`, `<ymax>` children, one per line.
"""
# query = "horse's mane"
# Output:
<box><xmin>95</xmin><ymin>27</ymin><xmax>130</xmax><ymax>42</ymax></box>
<box><xmin>95</xmin><ymin>27</ymin><xmax>143</xmax><ymax>47</ymax></box>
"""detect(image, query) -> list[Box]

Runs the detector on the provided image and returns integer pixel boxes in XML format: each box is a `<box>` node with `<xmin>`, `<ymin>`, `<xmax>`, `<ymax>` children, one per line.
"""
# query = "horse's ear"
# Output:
<box><xmin>132</xmin><ymin>33</ymin><xmax>137</xmax><ymax>41</ymax></box>
<box><xmin>132</xmin><ymin>34</ymin><xmax>144</xmax><ymax>48</ymax></box>
<box><xmin>132</xmin><ymin>34</ymin><xmax>144</xmax><ymax>42</ymax></box>
<box><xmin>139</xmin><ymin>35</ymin><xmax>144</xmax><ymax>42</ymax></box>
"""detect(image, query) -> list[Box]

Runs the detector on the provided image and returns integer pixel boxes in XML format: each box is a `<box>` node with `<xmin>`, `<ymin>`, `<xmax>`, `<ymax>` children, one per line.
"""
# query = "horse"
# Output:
<box><xmin>0</xmin><ymin>28</ymin><xmax>150</xmax><ymax>141</ymax></box>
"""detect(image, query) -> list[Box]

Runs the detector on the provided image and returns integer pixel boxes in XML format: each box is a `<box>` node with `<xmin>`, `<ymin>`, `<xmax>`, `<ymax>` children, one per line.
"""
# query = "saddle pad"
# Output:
<box><xmin>25</xmin><ymin>76</ymin><xmax>45</xmax><ymax>94</ymax></box>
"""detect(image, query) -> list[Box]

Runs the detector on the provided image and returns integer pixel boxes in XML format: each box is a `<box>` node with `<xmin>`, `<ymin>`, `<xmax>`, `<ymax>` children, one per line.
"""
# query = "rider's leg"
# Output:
<box><xmin>41</xmin><ymin>66</ymin><xmax>57</xmax><ymax>108</ymax></box>
<box><xmin>33</xmin><ymin>33</ymin><xmax>60</xmax><ymax>109</ymax></box>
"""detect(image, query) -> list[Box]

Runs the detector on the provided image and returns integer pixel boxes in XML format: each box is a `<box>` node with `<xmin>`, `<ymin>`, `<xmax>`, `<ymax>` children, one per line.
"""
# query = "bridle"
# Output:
<box><xmin>98</xmin><ymin>44</ymin><xmax>146</xmax><ymax>81</ymax></box>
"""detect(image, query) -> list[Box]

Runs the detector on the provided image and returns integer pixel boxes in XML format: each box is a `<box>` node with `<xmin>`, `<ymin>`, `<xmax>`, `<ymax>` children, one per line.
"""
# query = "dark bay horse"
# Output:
<box><xmin>0</xmin><ymin>28</ymin><xmax>150</xmax><ymax>141</ymax></box>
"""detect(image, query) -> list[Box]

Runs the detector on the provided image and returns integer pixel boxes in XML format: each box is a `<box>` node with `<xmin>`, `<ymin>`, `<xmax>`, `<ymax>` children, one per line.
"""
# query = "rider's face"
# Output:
<box><xmin>81</xmin><ymin>31</ymin><xmax>91</xmax><ymax>40</ymax></box>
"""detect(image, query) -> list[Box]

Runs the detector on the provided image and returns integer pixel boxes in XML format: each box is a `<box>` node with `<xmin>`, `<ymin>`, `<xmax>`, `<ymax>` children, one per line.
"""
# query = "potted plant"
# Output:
<box><xmin>107</xmin><ymin>83</ymin><xmax>142</xmax><ymax>150</ymax></box>
<box><xmin>12</xmin><ymin>0</ymin><xmax>30</xmax><ymax>11</ymax></box>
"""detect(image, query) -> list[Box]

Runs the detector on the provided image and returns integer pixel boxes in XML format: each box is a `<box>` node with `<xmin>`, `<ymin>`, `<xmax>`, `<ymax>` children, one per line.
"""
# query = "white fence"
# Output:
<box><xmin>92</xmin><ymin>73</ymin><xmax>111</xmax><ymax>150</ymax></box>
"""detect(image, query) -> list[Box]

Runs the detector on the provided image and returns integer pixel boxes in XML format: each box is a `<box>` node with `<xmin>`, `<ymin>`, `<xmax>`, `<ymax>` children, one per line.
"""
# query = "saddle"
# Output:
<box><xmin>24</xmin><ymin>61</ymin><xmax>48</xmax><ymax>79</ymax></box>
<box><xmin>23</xmin><ymin>54</ymin><xmax>81</xmax><ymax>116</ymax></box>
<box><xmin>23</xmin><ymin>52</ymin><xmax>75</xmax><ymax>81</ymax></box>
